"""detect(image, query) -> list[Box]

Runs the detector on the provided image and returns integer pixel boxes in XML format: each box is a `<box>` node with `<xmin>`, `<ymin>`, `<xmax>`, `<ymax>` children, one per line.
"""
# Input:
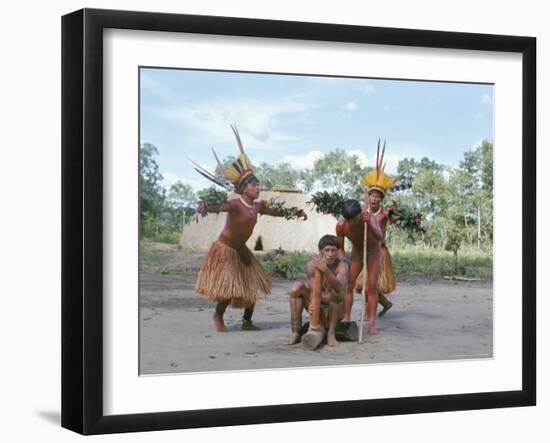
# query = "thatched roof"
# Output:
<box><xmin>180</xmin><ymin>190</ymin><xmax>338</xmax><ymax>252</ymax></box>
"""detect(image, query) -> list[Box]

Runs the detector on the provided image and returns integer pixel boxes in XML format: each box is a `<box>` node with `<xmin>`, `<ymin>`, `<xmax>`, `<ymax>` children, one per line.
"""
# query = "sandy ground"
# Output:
<box><xmin>139</xmin><ymin>244</ymin><xmax>493</xmax><ymax>374</ymax></box>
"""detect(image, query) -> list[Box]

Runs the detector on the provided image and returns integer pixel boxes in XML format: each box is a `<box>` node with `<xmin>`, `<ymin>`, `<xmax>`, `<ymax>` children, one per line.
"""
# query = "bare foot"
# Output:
<box><xmin>341</xmin><ymin>315</ymin><xmax>352</xmax><ymax>322</ymax></box>
<box><xmin>368</xmin><ymin>324</ymin><xmax>377</xmax><ymax>335</ymax></box>
<box><xmin>378</xmin><ymin>302</ymin><xmax>393</xmax><ymax>318</ymax></box>
<box><xmin>212</xmin><ymin>312</ymin><xmax>227</xmax><ymax>332</ymax></box>
<box><xmin>287</xmin><ymin>333</ymin><xmax>301</xmax><ymax>345</ymax></box>
<box><xmin>327</xmin><ymin>333</ymin><xmax>339</xmax><ymax>347</ymax></box>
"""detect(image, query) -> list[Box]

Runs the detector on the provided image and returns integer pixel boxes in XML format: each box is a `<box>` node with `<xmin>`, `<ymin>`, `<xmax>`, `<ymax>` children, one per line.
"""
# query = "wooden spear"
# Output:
<box><xmin>359</xmin><ymin>188</ymin><xmax>368</xmax><ymax>343</ymax></box>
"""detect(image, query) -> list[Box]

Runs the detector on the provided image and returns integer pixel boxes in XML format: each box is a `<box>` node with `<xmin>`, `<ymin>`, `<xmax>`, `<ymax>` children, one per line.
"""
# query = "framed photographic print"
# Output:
<box><xmin>62</xmin><ymin>8</ymin><xmax>536</xmax><ymax>435</ymax></box>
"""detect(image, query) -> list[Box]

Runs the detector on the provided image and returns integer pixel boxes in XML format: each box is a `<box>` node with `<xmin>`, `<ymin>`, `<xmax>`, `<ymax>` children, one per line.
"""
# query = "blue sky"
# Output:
<box><xmin>140</xmin><ymin>67</ymin><xmax>493</xmax><ymax>192</ymax></box>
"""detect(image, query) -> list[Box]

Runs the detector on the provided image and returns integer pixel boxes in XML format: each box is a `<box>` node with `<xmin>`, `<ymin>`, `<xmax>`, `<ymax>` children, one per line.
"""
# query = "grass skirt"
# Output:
<box><xmin>195</xmin><ymin>240</ymin><xmax>271</xmax><ymax>309</ymax></box>
<box><xmin>354</xmin><ymin>245</ymin><xmax>396</xmax><ymax>294</ymax></box>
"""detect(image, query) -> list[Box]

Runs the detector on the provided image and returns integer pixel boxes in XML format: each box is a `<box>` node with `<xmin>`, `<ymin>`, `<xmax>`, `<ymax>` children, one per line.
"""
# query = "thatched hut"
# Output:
<box><xmin>180</xmin><ymin>189</ymin><xmax>338</xmax><ymax>252</ymax></box>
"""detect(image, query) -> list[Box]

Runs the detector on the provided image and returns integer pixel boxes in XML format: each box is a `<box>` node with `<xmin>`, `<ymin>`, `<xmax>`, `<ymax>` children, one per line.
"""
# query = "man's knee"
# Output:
<box><xmin>290</xmin><ymin>281</ymin><xmax>307</xmax><ymax>298</ymax></box>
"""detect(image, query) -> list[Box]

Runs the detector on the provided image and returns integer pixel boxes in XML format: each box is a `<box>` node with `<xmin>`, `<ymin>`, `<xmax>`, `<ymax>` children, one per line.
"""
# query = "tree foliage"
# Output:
<box><xmin>140</xmin><ymin>139</ymin><xmax>494</xmax><ymax>263</ymax></box>
<box><xmin>392</xmin><ymin>140</ymin><xmax>494</xmax><ymax>256</ymax></box>
<box><xmin>140</xmin><ymin>143</ymin><xmax>165</xmax><ymax>219</ymax></box>
<box><xmin>302</xmin><ymin>149</ymin><xmax>369</xmax><ymax>198</ymax></box>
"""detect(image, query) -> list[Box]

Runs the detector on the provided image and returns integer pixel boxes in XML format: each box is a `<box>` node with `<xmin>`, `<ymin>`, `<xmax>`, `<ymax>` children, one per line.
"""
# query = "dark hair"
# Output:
<box><xmin>235</xmin><ymin>174</ymin><xmax>259</xmax><ymax>194</ymax></box>
<box><xmin>341</xmin><ymin>199</ymin><xmax>361</xmax><ymax>219</ymax></box>
<box><xmin>318</xmin><ymin>234</ymin><xmax>338</xmax><ymax>250</ymax></box>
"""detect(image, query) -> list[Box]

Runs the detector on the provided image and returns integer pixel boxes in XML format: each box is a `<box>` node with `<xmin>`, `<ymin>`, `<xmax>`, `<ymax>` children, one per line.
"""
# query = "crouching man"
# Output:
<box><xmin>287</xmin><ymin>235</ymin><xmax>349</xmax><ymax>349</ymax></box>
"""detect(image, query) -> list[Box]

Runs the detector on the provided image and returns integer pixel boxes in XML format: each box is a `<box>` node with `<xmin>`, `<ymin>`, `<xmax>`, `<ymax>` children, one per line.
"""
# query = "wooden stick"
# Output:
<box><xmin>359</xmin><ymin>204</ymin><xmax>368</xmax><ymax>343</ymax></box>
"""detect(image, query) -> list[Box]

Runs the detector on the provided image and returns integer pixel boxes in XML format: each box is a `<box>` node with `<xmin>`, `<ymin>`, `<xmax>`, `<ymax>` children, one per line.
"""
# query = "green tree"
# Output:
<box><xmin>302</xmin><ymin>149</ymin><xmax>368</xmax><ymax>198</ymax></box>
<box><xmin>459</xmin><ymin>139</ymin><xmax>493</xmax><ymax>248</ymax></box>
<box><xmin>410</xmin><ymin>165</ymin><xmax>449</xmax><ymax>218</ymax></box>
<box><xmin>445</xmin><ymin>220</ymin><xmax>467</xmax><ymax>273</ymax></box>
<box><xmin>140</xmin><ymin>143</ymin><xmax>165</xmax><ymax>219</ymax></box>
<box><xmin>167</xmin><ymin>181</ymin><xmax>196</xmax><ymax>208</ymax></box>
<box><xmin>398</xmin><ymin>157</ymin><xmax>444</xmax><ymax>184</ymax></box>
<box><xmin>255</xmin><ymin>162</ymin><xmax>301</xmax><ymax>189</ymax></box>
<box><xmin>166</xmin><ymin>181</ymin><xmax>197</xmax><ymax>226</ymax></box>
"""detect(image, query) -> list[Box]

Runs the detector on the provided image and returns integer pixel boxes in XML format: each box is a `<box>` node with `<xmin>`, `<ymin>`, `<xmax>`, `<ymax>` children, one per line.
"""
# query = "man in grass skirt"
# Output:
<box><xmin>193</xmin><ymin>126</ymin><xmax>307</xmax><ymax>332</ymax></box>
<box><xmin>336</xmin><ymin>142</ymin><xmax>401</xmax><ymax>335</ymax></box>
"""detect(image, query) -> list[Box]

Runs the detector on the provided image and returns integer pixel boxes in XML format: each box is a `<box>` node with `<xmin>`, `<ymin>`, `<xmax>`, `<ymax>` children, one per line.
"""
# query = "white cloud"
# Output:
<box><xmin>339</xmin><ymin>147</ymin><xmax>400</xmax><ymax>174</ymax></box>
<box><xmin>282</xmin><ymin>150</ymin><xmax>324</xmax><ymax>169</ymax></box>
<box><xmin>376</xmin><ymin>142</ymin><xmax>424</xmax><ymax>174</ymax></box>
<box><xmin>151</xmin><ymin>95</ymin><xmax>314</xmax><ymax>154</ymax></box>
<box><xmin>281</xmin><ymin>146</ymin><xmax>404</xmax><ymax>174</ymax></box>
<box><xmin>481</xmin><ymin>93</ymin><xmax>492</xmax><ymax>105</ymax></box>
<box><xmin>344</xmin><ymin>101</ymin><xmax>358</xmax><ymax>112</ymax></box>
<box><xmin>362</xmin><ymin>84</ymin><xmax>376</xmax><ymax>94</ymax></box>
<box><xmin>140</xmin><ymin>72</ymin><xmax>174</xmax><ymax>102</ymax></box>
<box><xmin>376</xmin><ymin>153</ymin><xmax>402</xmax><ymax>175</ymax></box>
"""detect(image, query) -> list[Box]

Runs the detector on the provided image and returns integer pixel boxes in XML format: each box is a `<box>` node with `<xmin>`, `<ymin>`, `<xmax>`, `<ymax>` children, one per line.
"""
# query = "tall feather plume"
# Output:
<box><xmin>379</xmin><ymin>140</ymin><xmax>386</xmax><ymax>172</ymax></box>
<box><xmin>193</xmin><ymin>168</ymin><xmax>230</xmax><ymax>189</ymax></box>
<box><xmin>231</xmin><ymin>124</ymin><xmax>245</xmax><ymax>155</ymax></box>
<box><xmin>211</xmin><ymin>149</ymin><xmax>226</xmax><ymax>175</ymax></box>
<box><xmin>187</xmin><ymin>155</ymin><xmax>230</xmax><ymax>190</ymax></box>
<box><xmin>376</xmin><ymin>139</ymin><xmax>381</xmax><ymax>178</ymax></box>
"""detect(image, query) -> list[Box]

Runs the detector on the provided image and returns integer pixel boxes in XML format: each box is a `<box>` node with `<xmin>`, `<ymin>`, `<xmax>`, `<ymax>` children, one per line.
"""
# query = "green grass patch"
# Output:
<box><xmin>392</xmin><ymin>247</ymin><xmax>492</xmax><ymax>278</ymax></box>
<box><xmin>139</xmin><ymin>241</ymin><xmax>178</xmax><ymax>264</ymax></box>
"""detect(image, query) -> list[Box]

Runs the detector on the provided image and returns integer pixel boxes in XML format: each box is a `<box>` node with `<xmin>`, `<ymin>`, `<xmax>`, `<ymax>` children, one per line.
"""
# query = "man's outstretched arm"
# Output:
<box><xmin>197</xmin><ymin>200</ymin><xmax>232</xmax><ymax>214</ymax></box>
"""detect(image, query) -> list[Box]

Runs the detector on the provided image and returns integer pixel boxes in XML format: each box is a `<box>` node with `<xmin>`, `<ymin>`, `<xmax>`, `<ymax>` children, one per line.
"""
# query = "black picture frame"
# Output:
<box><xmin>61</xmin><ymin>8</ymin><xmax>536</xmax><ymax>435</ymax></box>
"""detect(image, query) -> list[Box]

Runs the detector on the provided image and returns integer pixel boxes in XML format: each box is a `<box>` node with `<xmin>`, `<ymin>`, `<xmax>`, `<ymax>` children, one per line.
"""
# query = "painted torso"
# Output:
<box><xmin>218</xmin><ymin>197</ymin><xmax>262</xmax><ymax>248</ymax></box>
<box><xmin>336</xmin><ymin>206</ymin><xmax>389</xmax><ymax>253</ymax></box>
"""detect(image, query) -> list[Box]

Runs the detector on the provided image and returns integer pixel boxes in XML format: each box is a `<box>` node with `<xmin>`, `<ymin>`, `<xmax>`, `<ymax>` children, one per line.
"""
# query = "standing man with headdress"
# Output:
<box><xmin>336</xmin><ymin>141</ymin><xmax>401</xmax><ymax>335</ymax></box>
<box><xmin>192</xmin><ymin>125</ymin><xmax>307</xmax><ymax>332</ymax></box>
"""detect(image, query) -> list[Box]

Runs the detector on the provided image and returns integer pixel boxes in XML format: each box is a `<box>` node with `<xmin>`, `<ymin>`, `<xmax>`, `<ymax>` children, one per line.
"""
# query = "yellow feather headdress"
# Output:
<box><xmin>212</xmin><ymin>125</ymin><xmax>255</xmax><ymax>188</ymax></box>
<box><xmin>189</xmin><ymin>125</ymin><xmax>257</xmax><ymax>192</ymax></box>
<box><xmin>361</xmin><ymin>139</ymin><xmax>403</xmax><ymax>197</ymax></box>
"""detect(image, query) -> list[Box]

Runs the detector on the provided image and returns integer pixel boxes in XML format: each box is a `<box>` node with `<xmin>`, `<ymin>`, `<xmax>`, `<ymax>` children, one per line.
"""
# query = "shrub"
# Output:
<box><xmin>259</xmin><ymin>250</ymin><xmax>311</xmax><ymax>279</ymax></box>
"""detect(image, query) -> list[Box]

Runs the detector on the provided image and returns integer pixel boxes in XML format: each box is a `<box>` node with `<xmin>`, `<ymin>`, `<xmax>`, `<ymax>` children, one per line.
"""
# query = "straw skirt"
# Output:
<box><xmin>195</xmin><ymin>240</ymin><xmax>271</xmax><ymax>308</ymax></box>
<box><xmin>354</xmin><ymin>245</ymin><xmax>396</xmax><ymax>294</ymax></box>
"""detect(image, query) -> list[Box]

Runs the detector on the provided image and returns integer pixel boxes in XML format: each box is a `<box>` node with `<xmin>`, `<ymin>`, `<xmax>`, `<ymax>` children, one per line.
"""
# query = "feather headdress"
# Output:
<box><xmin>361</xmin><ymin>139</ymin><xmax>404</xmax><ymax>197</ymax></box>
<box><xmin>189</xmin><ymin>125</ymin><xmax>258</xmax><ymax>192</ymax></box>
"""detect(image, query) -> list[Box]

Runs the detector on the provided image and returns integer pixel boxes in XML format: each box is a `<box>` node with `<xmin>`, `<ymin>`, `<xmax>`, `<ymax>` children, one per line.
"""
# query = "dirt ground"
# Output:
<box><xmin>139</xmin><ymin>244</ymin><xmax>493</xmax><ymax>375</ymax></box>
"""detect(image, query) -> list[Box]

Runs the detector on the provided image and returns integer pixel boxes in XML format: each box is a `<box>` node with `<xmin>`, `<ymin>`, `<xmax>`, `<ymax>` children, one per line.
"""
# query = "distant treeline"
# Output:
<box><xmin>140</xmin><ymin>140</ymin><xmax>494</xmax><ymax>270</ymax></box>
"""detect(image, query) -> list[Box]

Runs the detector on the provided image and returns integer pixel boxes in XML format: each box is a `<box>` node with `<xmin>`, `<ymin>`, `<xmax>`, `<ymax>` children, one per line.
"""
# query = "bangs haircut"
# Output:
<box><xmin>318</xmin><ymin>234</ymin><xmax>338</xmax><ymax>250</ymax></box>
